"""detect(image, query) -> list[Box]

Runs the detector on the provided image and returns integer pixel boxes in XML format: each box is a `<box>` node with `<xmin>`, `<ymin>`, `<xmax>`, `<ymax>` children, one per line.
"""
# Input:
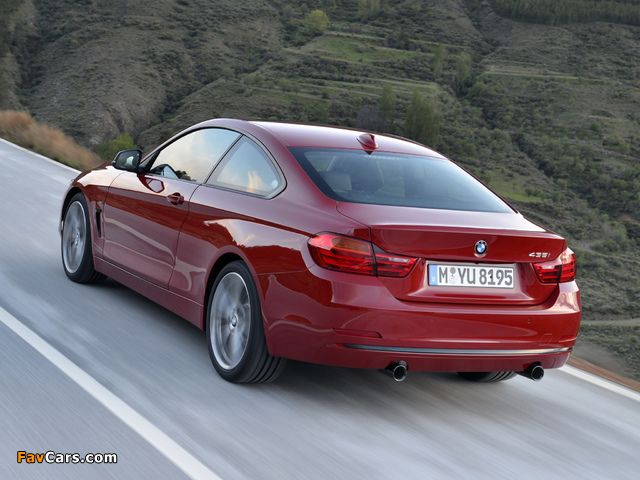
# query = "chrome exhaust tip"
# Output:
<box><xmin>379</xmin><ymin>361</ymin><xmax>408</xmax><ymax>382</ymax></box>
<box><xmin>517</xmin><ymin>363</ymin><xmax>544</xmax><ymax>382</ymax></box>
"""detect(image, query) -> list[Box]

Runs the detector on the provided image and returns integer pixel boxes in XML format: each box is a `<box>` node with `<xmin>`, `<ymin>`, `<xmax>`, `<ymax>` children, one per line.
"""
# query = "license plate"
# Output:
<box><xmin>428</xmin><ymin>264</ymin><xmax>515</xmax><ymax>289</ymax></box>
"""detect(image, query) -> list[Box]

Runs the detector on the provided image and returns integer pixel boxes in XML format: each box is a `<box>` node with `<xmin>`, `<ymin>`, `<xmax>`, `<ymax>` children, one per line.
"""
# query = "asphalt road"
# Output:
<box><xmin>1</xmin><ymin>139</ymin><xmax>639</xmax><ymax>480</ymax></box>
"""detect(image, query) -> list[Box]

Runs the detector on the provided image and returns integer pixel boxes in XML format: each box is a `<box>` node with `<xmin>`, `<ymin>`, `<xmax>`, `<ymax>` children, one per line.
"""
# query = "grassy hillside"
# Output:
<box><xmin>1</xmin><ymin>0</ymin><xmax>639</xmax><ymax>380</ymax></box>
<box><xmin>10</xmin><ymin>0</ymin><xmax>283</xmax><ymax>146</ymax></box>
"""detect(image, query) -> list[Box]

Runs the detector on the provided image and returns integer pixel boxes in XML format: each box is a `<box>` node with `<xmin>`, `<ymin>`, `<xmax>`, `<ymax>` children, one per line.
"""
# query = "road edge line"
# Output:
<box><xmin>0</xmin><ymin>305</ymin><xmax>223</xmax><ymax>480</ymax></box>
<box><xmin>0</xmin><ymin>138</ymin><xmax>80</xmax><ymax>173</ymax></box>
<box><xmin>561</xmin><ymin>365</ymin><xmax>640</xmax><ymax>403</ymax></box>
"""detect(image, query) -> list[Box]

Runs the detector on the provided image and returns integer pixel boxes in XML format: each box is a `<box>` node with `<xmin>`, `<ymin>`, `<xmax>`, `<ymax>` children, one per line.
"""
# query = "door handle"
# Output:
<box><xmin>167</xmin><ymin>192</ymin><xmax>184</xmax><ymax>205</ymax></box>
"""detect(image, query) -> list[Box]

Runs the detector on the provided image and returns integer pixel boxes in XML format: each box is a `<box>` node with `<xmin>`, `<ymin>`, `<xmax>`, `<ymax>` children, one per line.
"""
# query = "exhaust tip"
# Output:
<box><xmin>379</xmin><ymin>361</ymin><xmax>408</xmax><ymax>382</ymax></box>
<box><xmin>518</xmin><ymin>363</ymin><xmax>544</xmax><ymax>382</ymax></box>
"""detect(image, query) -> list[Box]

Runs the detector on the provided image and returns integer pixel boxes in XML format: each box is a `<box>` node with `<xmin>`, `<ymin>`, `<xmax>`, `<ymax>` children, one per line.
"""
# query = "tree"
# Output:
<box><xmin>379</xmin><ymin>84</ymin><xmax>396</xmax><ymax>131</ymax></box>
<box><xmin>279</xmin><ymin>78</ymin><xmax>293</xmax><ymax>92</ymax></box>
<box><xmin>307</xmin><ymin>101</ymin><xmax>329</xmax><ymax>124</ymax></box>
<box><xmin>304</xmin><ymin>10</ymin><xmax>329</xmax><ymax>36</ymax></box>
<box><xmin>432</xmin><ymin>44</ymin><xmax>447</xmax><ymax>80</ymax></box>
<box><xmin>453</xmin><ymin>52</ymin><xmax>472</xmax><ymax>95</ymax></box>
<box><xmin>96</xmin><ymin>134</ymin><xmax>138</xmax><ymax>162</ymax></box>
<box><xmin>221</xmin><ymin>66</ymin><xmax>235</xmax><ymax>81</ymax></box>
<box><xmin>404</xmin><ymin>89</ymin><xmax>442</xmax><ymax>147</ymax></box>
<box><xmin>358</xmin><ymin>0</ymin><xmax>381</xmax><ymax>22</ymax></box>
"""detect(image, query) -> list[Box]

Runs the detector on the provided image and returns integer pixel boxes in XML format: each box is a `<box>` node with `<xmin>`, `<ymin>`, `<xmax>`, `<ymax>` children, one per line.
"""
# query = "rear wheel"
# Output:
<box><xmin>457</xmin><ymin>371</ymin><xmax>517</xmax><ymax>382</ymax></box>
<box><xmin>206</xmin><ymin>261</ymin><xmax>285</xmax><ymax>383</ymax></box>
<box><xmin>61</xmin><ymin>193</ymin><xmax>106</xmax><ymax>284</ymax></box>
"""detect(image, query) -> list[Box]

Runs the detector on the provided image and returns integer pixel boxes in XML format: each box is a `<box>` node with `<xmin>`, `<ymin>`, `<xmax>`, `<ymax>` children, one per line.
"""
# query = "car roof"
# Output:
<box><xmin>193</xmin><ymin>119</ymin><xmax>445</xmax><ymax>159</ymax></box>
<box><xmin>251</xmin><ymin>121</ymin><xmax>445</xmax><ymax>158</ymax></box>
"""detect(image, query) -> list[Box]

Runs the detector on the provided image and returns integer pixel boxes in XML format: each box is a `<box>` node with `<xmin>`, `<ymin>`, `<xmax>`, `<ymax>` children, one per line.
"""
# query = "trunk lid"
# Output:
<box><xmin>337</xmin><ymin>202</ymin><xmax>565</xmax><ymax>306</ymax></box>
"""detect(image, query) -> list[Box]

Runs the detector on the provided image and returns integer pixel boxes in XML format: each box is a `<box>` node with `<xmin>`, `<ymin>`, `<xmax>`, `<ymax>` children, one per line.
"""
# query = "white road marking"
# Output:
<box><xmin>0</xmin><ymin>305</ymin><xmax>223</xmax><ymax>480</ymax></box>
<box><xmin>561</xmin><ymin>365</ymin><xmax>640</xmax><ymax>403</ymax></box>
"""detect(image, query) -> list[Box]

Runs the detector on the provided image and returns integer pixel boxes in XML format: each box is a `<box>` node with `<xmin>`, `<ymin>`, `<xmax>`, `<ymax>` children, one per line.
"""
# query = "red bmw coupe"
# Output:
<box><xmin>60</xmin><ymin>119</ymin><xmax>580</xmax><ymax>383</ymax></box>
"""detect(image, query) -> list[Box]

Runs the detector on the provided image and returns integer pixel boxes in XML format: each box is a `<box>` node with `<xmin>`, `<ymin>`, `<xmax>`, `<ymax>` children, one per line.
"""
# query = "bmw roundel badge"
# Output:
<box><xmin>474</xmin><ymin>240</ymin><xmax>488</xmax><ymax>256</ymax></box>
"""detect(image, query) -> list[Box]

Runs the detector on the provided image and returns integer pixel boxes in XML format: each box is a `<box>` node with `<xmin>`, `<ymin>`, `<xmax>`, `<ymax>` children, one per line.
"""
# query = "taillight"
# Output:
<box><xmin>533</xmin><ymin>248</ymin><xmax>577</xmax><ymax>284</ymax></box>
<box><xmin>308</xmin><ymin>234</ymin><xmax>374</xmax><ymax>275</ymax></box>
<box><xmin>373</xmin><ymin>246</ymin><xmax>417</xmax><ymax>277</ymax></box>
<box><xmin>308</xmin><ymin>234</ymin><xmax>417</xmax><ymax>277</ymax></box>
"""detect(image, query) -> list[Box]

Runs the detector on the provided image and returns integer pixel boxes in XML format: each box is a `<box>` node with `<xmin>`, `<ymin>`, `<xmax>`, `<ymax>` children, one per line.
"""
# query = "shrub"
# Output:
<box><xmin>0</xmin><ymin>110</ymin><xmax>101</xmax><ymax>170</ymax></box>
<box><xmin>304</xmin><ymin>10</ymin><xmax>329</xmax><ymax>36</ymax></box>
<box><xmin>96</xmin><ymin>134</ymin><xmax>138</xmax><ymax>162</ymax></box>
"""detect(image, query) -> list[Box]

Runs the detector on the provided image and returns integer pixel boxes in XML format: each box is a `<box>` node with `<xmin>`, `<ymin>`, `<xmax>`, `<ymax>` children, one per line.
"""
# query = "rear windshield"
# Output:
<box><xmin>289</xmin><ymin>147</ymin><xmax>512</xmax><ymax>213</ymax></box>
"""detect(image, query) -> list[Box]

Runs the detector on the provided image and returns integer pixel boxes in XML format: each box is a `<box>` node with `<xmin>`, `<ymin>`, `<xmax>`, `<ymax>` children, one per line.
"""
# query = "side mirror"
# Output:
<box><xmin>112</xmin><ymin>150</ymin><xmax>142</xmax><ymax>171</ymax></box>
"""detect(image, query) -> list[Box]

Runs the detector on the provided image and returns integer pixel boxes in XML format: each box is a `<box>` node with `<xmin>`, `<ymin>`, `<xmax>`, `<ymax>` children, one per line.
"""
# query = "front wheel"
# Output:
<box><xmin>61</xmin><ymin>193</ymin><xmax>106</xmax><ymax>284</ymax></box>
<box><xmin>206</xmin><ymin>261</ymin><xmax>286</xmax><ymax>383</ymax></box>
<box><xmin>457</xmin><ymin>371</ymin><xmax>517</xmax><ymax>382</ymax></box>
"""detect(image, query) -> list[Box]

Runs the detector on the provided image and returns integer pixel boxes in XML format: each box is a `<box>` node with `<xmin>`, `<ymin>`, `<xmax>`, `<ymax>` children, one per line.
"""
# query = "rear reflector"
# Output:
<box><xmin>533</xmin><ymin>248</ymin><xmax>577</xmax><ymax>284</ymax></box>
<box><xmin>333</xmin><ymin>328</ymin><xmax>381</xmax><ymax>338</ymax></box>
<box><xmin>309</xmin><ymin>233</ymin><xmax>417</xmax><ymax>277</ymax></box>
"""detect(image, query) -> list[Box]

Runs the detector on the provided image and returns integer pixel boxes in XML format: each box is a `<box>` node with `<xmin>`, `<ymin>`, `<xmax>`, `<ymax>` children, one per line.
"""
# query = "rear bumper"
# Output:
<box><xmin>316</xmin><ymin>345</ymin><xmax>571</xmax><ymax>372</ymax></box>
<box><xmin>258</xmin><ymin>266</ymin><xmax>581</xmax><ymax>372</ymax></box>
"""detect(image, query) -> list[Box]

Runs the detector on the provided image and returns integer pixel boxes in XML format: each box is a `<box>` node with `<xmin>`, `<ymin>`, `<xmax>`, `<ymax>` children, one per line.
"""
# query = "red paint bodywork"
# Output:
<box><xmin>61</xmin><ymin>119</ymin><xmax>581</xmax><ymax>373</ymax></box>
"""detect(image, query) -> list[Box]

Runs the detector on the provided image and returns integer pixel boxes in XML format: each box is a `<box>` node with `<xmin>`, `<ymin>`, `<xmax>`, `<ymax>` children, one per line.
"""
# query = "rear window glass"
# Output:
<box><xmin>289</xmin><ymin>147</ymin><xmax>512</xmax><ymax>213</ymax></box>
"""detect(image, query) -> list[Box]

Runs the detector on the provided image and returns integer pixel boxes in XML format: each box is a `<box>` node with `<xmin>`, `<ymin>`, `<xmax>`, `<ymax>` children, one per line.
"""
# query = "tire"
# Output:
<box><xmin>457</xmin><ymin>371</ymin><xmax>517</xmax><ymax>382</ymax></box>
<box><xmin>206</xmin><ymin>261</ymin><xmax>286</xmax><ymax>383</ymax></box>
<box><xmin>61</xmin><ymin>193</ymin><xmax>106</xmax><ymax>284</ymax></box>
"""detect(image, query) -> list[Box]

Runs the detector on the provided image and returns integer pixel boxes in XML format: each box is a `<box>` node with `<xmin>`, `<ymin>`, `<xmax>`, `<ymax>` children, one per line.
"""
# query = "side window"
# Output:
<box><xmin>149</xmin><ymin>128</ymin><xmax>241</xmax><ymax>183</ymax></box>
<box><xmin>207</xmin><ymin>137</ymin><xmax>282</xmax><ymax>196</ymax></box>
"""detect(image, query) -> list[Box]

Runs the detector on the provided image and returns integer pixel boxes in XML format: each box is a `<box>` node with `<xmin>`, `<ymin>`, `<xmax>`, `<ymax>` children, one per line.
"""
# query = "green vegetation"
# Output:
<box><xmin>0</xmin><ymin>0</ymin><xmax>25</xmax><ymax>109</ymax></box>
<box><xmin>96</xmin><ymin>134</ymin><xmax>138</xmax><ymax>162</ymax></box>
<box><xmin>358</xmin><ymin>0</ymin><xmax>381</xmax><ymax>22</ymax></box>
<box><xmin>379</xmin><ymin>84</ymin><xmax>396</xmax><ymax>131</ymax></box>
<box><xmin>405</xmin><ymin>89</ymin><xmax>442</xmax><ymax>148</ymax></box>
<box><xmin>578</xmin><ymin>323</ymin><xmax>640</xmax><ymax>381</ymax></box>
<box><xmin>0</xmin><ymin>0</ymin><xmax>23</xmax><ymax>55</ymax></box>
<box><xmin>453</xmin><ymin>52</ymin><xmax>472</xmax><ymax>95</ymax></box>
<box><xmin>491</xmin><ymin>0</ymin><xmax>640</xmax><ymax>26</ymax></box>
<box><xmin>304</xmin><ymin>10</ymin><xmax>329</xmax><ymax>36</ymax></box>
<box><xmin>431</xmin><ymin>44</ymin><xmax>446</xmax><ymax>80</ymax></box>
